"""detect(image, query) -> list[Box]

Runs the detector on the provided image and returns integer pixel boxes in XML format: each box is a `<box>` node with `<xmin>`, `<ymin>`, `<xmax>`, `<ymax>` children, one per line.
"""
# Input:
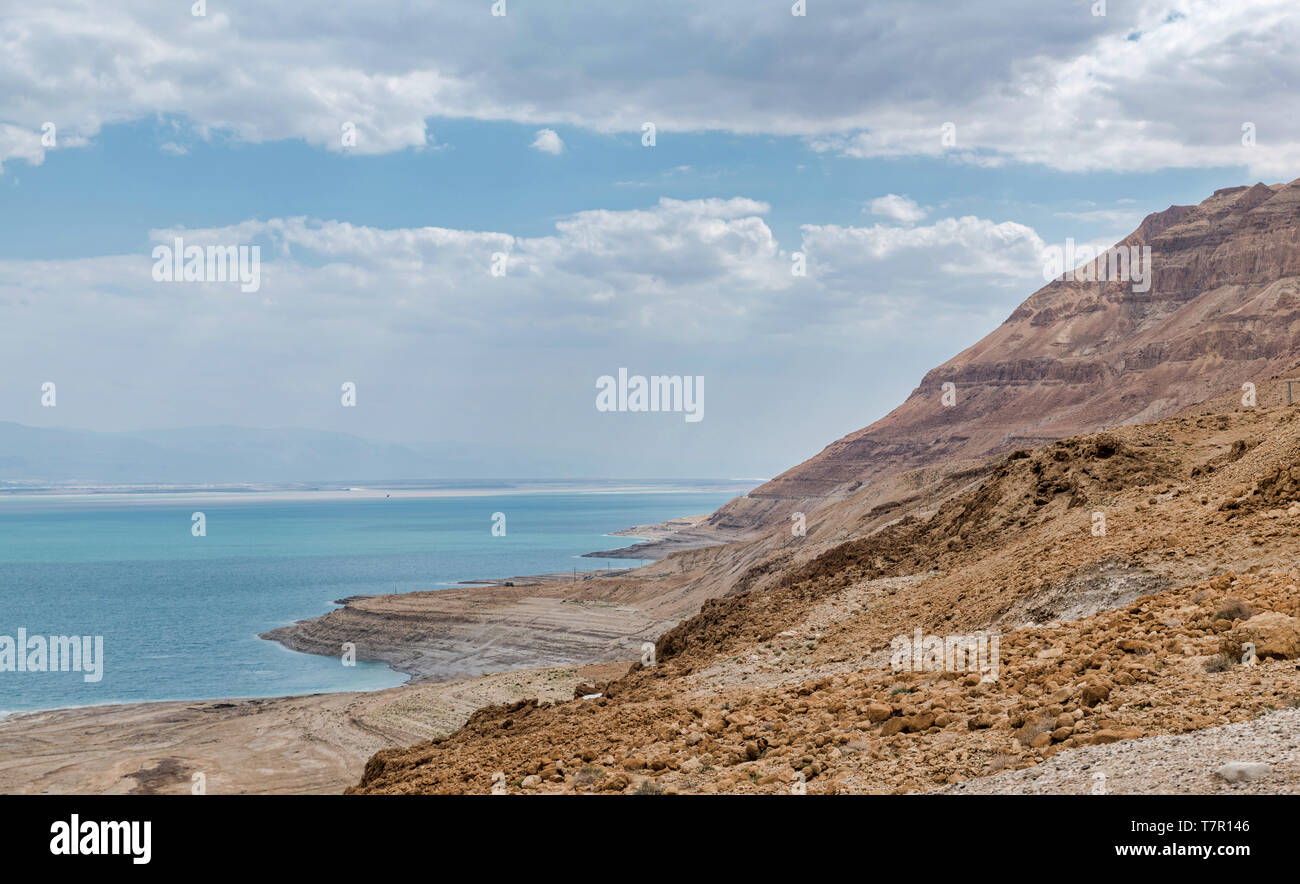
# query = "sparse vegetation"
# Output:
<box><xmin>1214</xmin><ymin>597</ymin><xmax>1255</xmax><ymax>622</ymax></box>
<box><xmin>575</xmin><ymin>765</ymin><xmax>605</xmax><ymax>786</ymax></box>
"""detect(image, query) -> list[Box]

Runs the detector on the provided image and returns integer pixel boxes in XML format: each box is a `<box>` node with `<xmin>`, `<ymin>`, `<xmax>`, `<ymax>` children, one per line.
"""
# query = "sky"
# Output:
<box><xmin>1</xmin><ymin>0</ymin><xmax>1296</xmax><ymax>478</ymax></box>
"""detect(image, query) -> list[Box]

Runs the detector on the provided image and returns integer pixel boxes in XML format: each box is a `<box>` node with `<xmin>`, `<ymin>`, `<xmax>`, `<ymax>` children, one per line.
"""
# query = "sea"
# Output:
<box><xmin>0</xmin><ymin>481</ymin><xmax>750</xmax><ymax>715</ymax></box>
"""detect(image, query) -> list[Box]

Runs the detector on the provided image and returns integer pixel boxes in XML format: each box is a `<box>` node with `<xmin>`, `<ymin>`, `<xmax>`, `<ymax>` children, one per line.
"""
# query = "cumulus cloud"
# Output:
<box><xmin>792</xmin><ymin>215</ymin><xmax>1049</xmax><ymax>337</ymax></box>
<box><xmin>0</xmin><ymin>197</ymin><xmax>1061</xmax><ymax>379</ymax></box>
<box><xmin>530</xmin><ymin>128</ymin><xmax>565</xmax><ymax>154</ymax></box>
<box><xmin>135</xmin><ymin>197</ymin><xmax>791</xmax><ymax>345</ymax></box>
<box><xmin>868</xmin><ymin>194</ymin><xmax>926</xmax><ymax>224</ymax></box>
<box><xmin>0</xmin><ymin>197</ymin><xmax>1061</xmax><ymax>416</ymax></box>
<box><xmin>1</xmin><ymin>0</ymin><xmax>1297</xmax><ymax>175</ymax></box>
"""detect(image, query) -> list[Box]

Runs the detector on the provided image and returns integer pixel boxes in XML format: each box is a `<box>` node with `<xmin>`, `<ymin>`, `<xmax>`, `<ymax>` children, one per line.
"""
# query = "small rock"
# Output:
<box><xmin>1214</xmin><ymin>762</ymin><xmax>1271</xmax><ymax>783</ymax></box>
<box><xmin>880</xmin><ymin>718</ymin><xmax>906</xmax><ymax>737</ymax></box>
<box><xmin>903</xmin><ymin>713</ymin><xmax>935</xmax><ymax>733</ymax></box>
<box><xmin>863</xmin><ymin>703</ymin><xmax>892</xmax><ymax>723</ymax></box>
<box><xmin>1081</xmin><ymin>685</ymin><xmax>1110</xmax><ymax>707</ymax></box>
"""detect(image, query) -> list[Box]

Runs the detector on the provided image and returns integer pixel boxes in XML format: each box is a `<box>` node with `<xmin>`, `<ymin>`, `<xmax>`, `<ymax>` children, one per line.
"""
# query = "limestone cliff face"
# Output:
<box><xmin>721</xmin><ymin>179</ymin><xmax>1300</xmax><ymax>524</ymax></box>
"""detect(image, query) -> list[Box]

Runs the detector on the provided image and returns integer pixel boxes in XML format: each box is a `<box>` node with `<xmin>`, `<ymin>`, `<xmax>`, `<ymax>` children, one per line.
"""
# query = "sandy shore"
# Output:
<box><xmin>0</xmin><ymin>662</ymin><xmax>630</xmax><ymax>794</ymax></box>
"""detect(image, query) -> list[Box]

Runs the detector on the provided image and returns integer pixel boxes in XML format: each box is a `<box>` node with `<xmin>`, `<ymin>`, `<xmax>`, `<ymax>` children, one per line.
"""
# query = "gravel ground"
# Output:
<box><xmin>934</xmin><ymin>708</ymin><xmax>1300</xmax><ymax>794</ymax></box>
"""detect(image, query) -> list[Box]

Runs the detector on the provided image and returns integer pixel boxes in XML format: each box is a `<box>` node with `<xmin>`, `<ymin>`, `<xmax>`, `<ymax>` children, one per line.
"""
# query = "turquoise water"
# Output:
<box><xmin>0</xmin><ymin>486</ymin><xmax>743</xmax><ymax>714</ymax></box>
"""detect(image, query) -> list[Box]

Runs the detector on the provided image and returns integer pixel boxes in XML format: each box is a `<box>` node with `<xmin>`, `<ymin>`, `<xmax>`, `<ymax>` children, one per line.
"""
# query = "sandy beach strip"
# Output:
<box><xmin>0</xmin><ymin>662</ymin><xmax>630</xmax><ymax>795</ymax></box>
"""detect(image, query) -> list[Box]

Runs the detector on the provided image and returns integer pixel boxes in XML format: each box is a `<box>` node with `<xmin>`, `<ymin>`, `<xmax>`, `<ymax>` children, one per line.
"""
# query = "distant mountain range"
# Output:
<box><xmin>0</xmin><ymin>422</ymin><xmax>599</xmax><ymax>484</ymax></box>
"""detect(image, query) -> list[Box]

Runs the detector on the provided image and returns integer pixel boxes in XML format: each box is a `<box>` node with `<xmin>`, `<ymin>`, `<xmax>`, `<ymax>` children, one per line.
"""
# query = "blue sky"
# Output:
<box><xmin>1</xmin><ymin>0</ymin><xmax>1296</xmax><ymax>478</ymax></box>
<box><xmin>4</xmin><ymin>118</ymin><xmax>1246</xmax><ymax>260</ymax></box>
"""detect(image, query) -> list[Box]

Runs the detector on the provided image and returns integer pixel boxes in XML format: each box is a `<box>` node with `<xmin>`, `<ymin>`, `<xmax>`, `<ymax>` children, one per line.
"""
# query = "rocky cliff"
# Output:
<box><xmin>706</xmin><ymin>179</ymin><xmax>1300</xmax><ymax>538</ymax></box>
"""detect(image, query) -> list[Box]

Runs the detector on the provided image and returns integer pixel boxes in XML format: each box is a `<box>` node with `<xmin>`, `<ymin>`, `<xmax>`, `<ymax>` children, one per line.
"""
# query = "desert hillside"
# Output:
<box><xmin>350</xmin><ymin>376</ymin><xmax>1300</xmax><ymax>794</ymax></box>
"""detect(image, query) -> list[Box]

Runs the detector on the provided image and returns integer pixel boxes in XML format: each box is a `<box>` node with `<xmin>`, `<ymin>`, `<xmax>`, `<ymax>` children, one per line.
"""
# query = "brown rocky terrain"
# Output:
<box><xmin>349</xmin><ymin>378</ymin><xmax>1300</xmax><ymax>794</ymax></box>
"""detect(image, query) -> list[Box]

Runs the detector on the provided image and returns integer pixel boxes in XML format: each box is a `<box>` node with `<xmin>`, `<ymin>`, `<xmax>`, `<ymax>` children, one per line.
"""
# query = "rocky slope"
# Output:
<box><xmin>349</xmin><ymin>378</ymin><xmax>1300</xmax><ymax>793</ymax></box>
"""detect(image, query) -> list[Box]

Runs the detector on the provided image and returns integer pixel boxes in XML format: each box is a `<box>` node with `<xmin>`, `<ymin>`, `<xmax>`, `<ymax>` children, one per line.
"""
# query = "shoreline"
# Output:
<box><xmin>0</xmin><ymin>565</ymin><xmax>658</xmax><ymax>723</ymax></box>
<box><xmin>0</xmin><ymin>507</ymin><xmax>723</xmax><ymax>793</ymax></box>
<box><xmin>1</xmin><ymin>531</ymin><xmax>697</xmax><ymax>722</ymax></box>
<box><xmin>258</xmin><ymin>568</ymin><xmax>685</xmax><ymax>682</ymax></box>
<box><xmin>582</xmin><ymin>512</ymin><xmax>734</xmax><ymax>559</ymax></box>
<box><xmin>253</xmin><ymin>509</ymin><xmax>735</xmax><ymax>685</ymax></box>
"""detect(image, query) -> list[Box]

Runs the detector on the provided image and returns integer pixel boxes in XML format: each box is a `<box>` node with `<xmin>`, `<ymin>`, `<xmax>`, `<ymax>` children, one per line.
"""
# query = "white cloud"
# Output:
<box><xmin>810</xmin><ymin>1</ymin><xmax>1300</xmax><ymax>176</ymax></box>
<box><xmin>868</xmin><ymin>194</ymin><xmax>926</xmax><ymax>224</ymax></box>
<box><xmin>1</xmin><ymin>0</ymin><xmax>1297</xmax><ymax>175</ymax></box>
<box><xmin>3</xmin><ymin>199</ymin><xmax>1055</xmax><ymax>375</ymax></box>
<box><xmin>0</xmin><ymin>124</ymin><xmax>46</xmax><ymax>174</ymax></box>
<box><xmin>797</xmin><ymin>216</ymin><xmax>1049</xmax><ymax>333</ymax></box>
<box><xmin>530</xmin><ymin>128</ymin><xmax>565</xmax><ymax>155</ymax></box>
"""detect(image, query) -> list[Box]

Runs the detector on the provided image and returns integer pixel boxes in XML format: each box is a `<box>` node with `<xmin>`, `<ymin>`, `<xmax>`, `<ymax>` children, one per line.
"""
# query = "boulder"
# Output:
<box><xmin>1226</xmin><ymin>611</ymin><xmax>1300</xmax><ymax>660</ymax></box>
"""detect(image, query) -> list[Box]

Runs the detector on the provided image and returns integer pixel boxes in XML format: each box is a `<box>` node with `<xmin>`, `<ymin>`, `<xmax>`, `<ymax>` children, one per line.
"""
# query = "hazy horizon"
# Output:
<box><xmin>0</xmin><ymin>421</ymin><xmax>777</xmax><ymax>484</ymax></box>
